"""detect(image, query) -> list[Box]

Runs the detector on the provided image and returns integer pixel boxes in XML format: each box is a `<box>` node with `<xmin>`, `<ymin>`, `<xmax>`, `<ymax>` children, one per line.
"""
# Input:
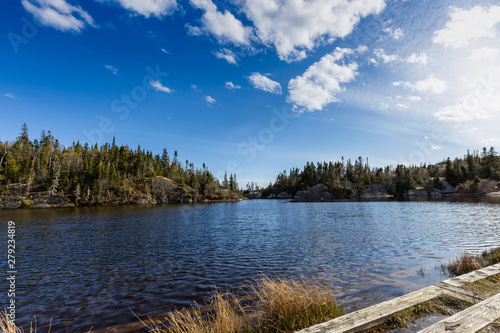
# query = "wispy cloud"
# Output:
<box><xmin>149</xmin><ymin>79</ymin><xmax>172</xmax><ymax>93</ymax></box>
<box><xmin>114</xmin><ymin>0</ymin><xmax>177</xmax><ymax>18</ymax></box>
<box><xmin>191</xmin><ymin>84</ymin><xmax>201</xmax><ymax>92</ymax></box>
<box><xmin>434</xmin><ymin>66</ymin><xmax>500</xmax><ymax>122</ymax></box>
<box><xmin>225</xmin><ymin>81</ymin><xmax>241</xmax><ymax>90</ymax></box>
<box><xmin>248</xmin><ymin>73</ymin><xmax>282</xmax><ymax>95</ymax></box>
<box><xmin>406</xmin><ymin>52</ymin><xmax>428</xmax><ymax>65</ymax></box>
<box><xmin>21</xmin><ymin>0</ymin><xmax>95</xmax><ymax>33</ymax></box>
<box><xmin>374</xmin><ymin>49</ymin><xmax>398</xmax><ymax>63</ymax></box>
<box><xmin>214</xmin><ymin>49</ymin><xmax>237</xmax><ymax>64</ymax></box>
<box><xmin>2</xmin><ymin>93</ymin><xmax>16</xmax><ymax>99</ymax></box>
<box><xmin>160</xmin><ymin>48</ymin><xmax>170</xmax><ymax>54</ymax></box>
<box><xmin>205</xmin><ymin>95</ymin><xmax>216</xmax><ymax>104</ymax></box>
<box><xmin>379</xmin><ymin>102</ymin><xmax>389</xmax><ymax>110</ymax></box>
<box><xmin>469</xmin><ymin>47</ymin><xmax>500</xmax><ymax>62</ymax></box>
<box><xmin>384</xmin><ymin>27</ymin><xmax>404</xmax><ymax>40</ymax></box>
<box><xmin>393</xmin><ymin>75</ymin><xmax>447</xmax><ymax>94</ymax></box>
<box><xmin>105</xmin><ymin>65</ymin><xmax>118</xmax><ymax>75</ymax></box>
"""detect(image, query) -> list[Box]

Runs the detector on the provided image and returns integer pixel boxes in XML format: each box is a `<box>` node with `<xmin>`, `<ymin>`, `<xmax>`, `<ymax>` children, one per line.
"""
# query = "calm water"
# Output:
<box><xmin>1</xmin><ymin>198</ymin><xmax>500</xmax><ymax>332</ymax></box>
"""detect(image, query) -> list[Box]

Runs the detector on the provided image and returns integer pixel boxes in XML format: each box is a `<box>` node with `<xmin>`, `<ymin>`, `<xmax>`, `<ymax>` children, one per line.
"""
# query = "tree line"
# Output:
<box><xmin>0</xmin><ymin>124</ymin><xmax>239</xmax><ymax>204</ymax></box>
<box><xmin>255</xmin><ymin>148</ymin><xmax>500</xmax><ymax>197</ymax></box>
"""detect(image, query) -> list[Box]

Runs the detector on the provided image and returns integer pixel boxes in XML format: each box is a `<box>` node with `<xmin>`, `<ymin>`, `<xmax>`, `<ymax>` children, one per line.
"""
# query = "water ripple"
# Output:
<box><xmin>1</xmin><ymin>199</ymin><xmax>499</xmax><ymax>331</ymax></box>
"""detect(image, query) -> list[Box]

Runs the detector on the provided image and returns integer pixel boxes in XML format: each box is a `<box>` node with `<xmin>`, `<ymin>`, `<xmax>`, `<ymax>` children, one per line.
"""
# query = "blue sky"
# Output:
<box><xmin>1</xmin><ymin>0</ymin><xmax>500</xmax><ymax>187</ymax></box>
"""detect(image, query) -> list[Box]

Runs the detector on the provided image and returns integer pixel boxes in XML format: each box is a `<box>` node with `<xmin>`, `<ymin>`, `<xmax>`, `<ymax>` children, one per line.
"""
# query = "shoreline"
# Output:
<box><xmin>244</xmin><ymin>180</ymin><xmax>500</xmax><ymax>203</ymax></box>
<box><xmin>0</xmin><ymin>195</ymin><xmax>246</xmax><ymax>210</ymax></box>
<box><xmin>3</xmin><ymin>191</ymin><xmax>500</xmax><ymax>210</ymax></box>
<box><xmin>0</xmin><ymin>176</ymin><xmax>245</xmax><ymax>210</ymax></box>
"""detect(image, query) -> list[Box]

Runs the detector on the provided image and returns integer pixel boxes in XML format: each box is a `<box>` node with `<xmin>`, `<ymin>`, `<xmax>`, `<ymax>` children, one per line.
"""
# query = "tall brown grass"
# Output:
<box><xmin>441</xmin><ymin>247</ymin><xmax>500</xmax><ymax>277</ymax></box>
<box><xmin>0</xmin><ymin>311</ymin><xmax>20</xmax><ymax>333</ymax></box>
<box><xmin>143</xmin><ymin>275</ymin><xmax>344</xmax><ymax>333</ymax></box>
<box><xmin>479</xmin><ymin>247</ymin><xmax>500</xmax><ymax>267</ymax></box>
<box><xmin>0</xmin><ymin>310</ymin><xmax>45</xmax><ymax>333</ymax></box>
<box><xmin>251</xmin><ymin>275</ymin><xmax>343</xmax><ymax>332</ymax></box>
<box><xmin>144</xmin><ymin>290</ymin><xmax>250</xmax><ymax>333</ymax></box>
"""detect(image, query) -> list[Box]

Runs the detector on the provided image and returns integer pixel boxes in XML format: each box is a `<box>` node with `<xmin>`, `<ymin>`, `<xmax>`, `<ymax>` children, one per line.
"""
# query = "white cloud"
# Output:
<box><xmin>433</xmin><ymin>5</ymin><xmax>500</xmax><ymax>49</ymax></box>
<box><xmin>434</xmin><ymin>103</ymin><xmax>490</xmax><ymax>122</ymax></box>
<box><xmin>408</xmin><ymin>95</ymin><xmax>422</xmax><ymax>102</ymax></box>
<box><xmin>393</xmin><ymin>75</ymin><xmax>447</xmax><ymax>94</ymax></box>
<box><xmin>396</xmin><ymin>103</ymin><xmax>408</xmax><ymax>110</ymax></box>
<box><xmin>469</xmin><ymin>47</ymin><xmax>500</xmax><ymax>62</ymax></box>
<box><xmin>160</xmin><ymin>48</ymin><xmax>169</xmax><ymax>54</ymax></box>
<box><xmin>241</xmin><ymin>0</ymin><xmax>386</xmax><ymax>62</ymax></box>
<box><xmin>105</xmin><ymin>65</ymin><xmax>118</xmax><ymax>75</ymax></box>
<box><xmin>225</xmin><ymin>81</ymin><xmax>241</xmax><ymax>90</ymax></box>
<box><xmin>205</xmin><ymin>95</ymin><xmax>216</xmax><ymax>104</ymax></box>
<box><xmin>379</xmin><ymin>102</ymin><xmax>389</xmax><ymax>110</ymax></box>
<box><xmin>21</xmin><ymin>0</ymin><xmax>95</xmax><ymax>33</ymax></box>
<box><xmin>406</xmin><ymin>52</ymin><xmax>428</xmax><ymax>65</ymax></box>
<box><xmin>248</xmin><ymin>73</ymin><xmax>282</xmax><ymax>95</ymax></box>
<box><xmin>214</xmin><ymin>49</ymin><xmax>237</xmax><ymax>64</ymax></box>
<box><xmin>191</xmin><ymin>84</ymin><xmax>201</xmax><ymax>92</ymax></box>
<box><xmin>434</xmin><ymin>67</ymin><xmax>500</xmax><ymax>122</ymax></box>
<box><xmin>431</xmin><ymin>145</ymin><xmax>443</xmax><ymax>151</ymax></box>
<box><xmin>287</xmin><ymin>47</ymin><xmax>360</xmax><ymax>112</ymax></box>
<box><xmin>2</xmin><ymin>93</ymin><xmax>15</xmax><ymax>99</ymax></box>
<box><xmin>373</xmin><ymin>49</ymin><xmax>398</xmax><ymax>63</ymax></box>
<box><xmin>188</xmin><ymin>0</ymin><xmax>251</xmax><ymax>45</ymax></box>
<box><xmin>412</xmin><ymin>75</ymin><xmax>448</xmax><ymax>94</ymax></box>
<box><xmin>149</xmin><ymin>79</ymin><xmax>172</xmax><ymax>93</ymax></box>
<box><xmin>459</xmin><ymin>127</ymin><xmax>479</xmax><ymax>133</ymax></box>
<box><xmin>114</xmin><ymin>0</ymin><xmax>177</xmax><ymax>18</ymax></box>
<box><xmin>384</xmin><ymin>27</ymin><xmax>404</xmax><ymax>40</ymax></box>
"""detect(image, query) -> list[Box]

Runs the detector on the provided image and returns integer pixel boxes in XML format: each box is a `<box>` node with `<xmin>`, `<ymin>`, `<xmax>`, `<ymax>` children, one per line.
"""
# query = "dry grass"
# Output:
<box><xmin>444</xmin><ymin>252</ymin><xmax>483</xmax><ymax>276</ymax></box>
<box><xmin>439</xmin><ymin>247</ymin><xmax>500</xmax><ymax>277</ymax></box>
<box><xmin>0</xmin><ymin>310</ymin><xmax>20</xmax><ymax>333</ymax></box>
<box><xmin>480</xmin><ymin>248</ymin><xmax>500</xmax><ymax>267</ymax></box>
<box><xmin>0</xmin><ymin>310</ymin><xmax>44</xmax><ymax>333</ymax></box>
<box><xmin>251</xmin><ymin>275</ymin><xmax>344</xmax><ymax>332</ymax></box>
<box><xmin>143</xmin><ymin>275</ymin><xmax>344</xmax><ymax>333</ymax></box>
<box><xmin>145</xmin><ymin>291</ymin><xmax>250</xmax><ymax>333</ymax></box>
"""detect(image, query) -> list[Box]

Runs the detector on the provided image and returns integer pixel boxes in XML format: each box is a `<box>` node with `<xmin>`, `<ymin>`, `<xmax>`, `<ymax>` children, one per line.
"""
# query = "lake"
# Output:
<box><xmin>2</xmin><ymin>198</ymin><xmax>500</xmax><ymax>332</ymax></box>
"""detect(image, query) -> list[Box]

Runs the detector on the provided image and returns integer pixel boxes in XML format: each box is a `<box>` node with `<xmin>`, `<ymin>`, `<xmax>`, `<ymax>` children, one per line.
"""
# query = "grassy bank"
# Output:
<box><xmin>143</xmin><ymin>275</ymin><xmax>344</xmax><ymax>333</ymax></box>
<box><xmin>440</xmin><ymin>247</ymin><xmax>500</xmax><ymax>276</ymax></box>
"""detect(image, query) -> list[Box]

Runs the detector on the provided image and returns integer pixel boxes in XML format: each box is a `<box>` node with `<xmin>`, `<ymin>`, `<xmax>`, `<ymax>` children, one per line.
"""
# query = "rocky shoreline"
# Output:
<box><xmin>0</xmin><ymin>176</ymin><xmax>244</xmax><ymax>209</ymax></box>
<box><xmin>244</xmin><ymin>178</ymin><xmax>468</xmax><ymax>201</ymax></box>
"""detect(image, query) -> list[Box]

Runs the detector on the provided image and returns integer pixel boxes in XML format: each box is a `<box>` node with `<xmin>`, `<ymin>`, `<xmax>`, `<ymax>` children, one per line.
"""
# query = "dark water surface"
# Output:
<box><xmin>1</xmin><ymin>198</ymin><xmax>500</xmax><ymax>332</ymax></box>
